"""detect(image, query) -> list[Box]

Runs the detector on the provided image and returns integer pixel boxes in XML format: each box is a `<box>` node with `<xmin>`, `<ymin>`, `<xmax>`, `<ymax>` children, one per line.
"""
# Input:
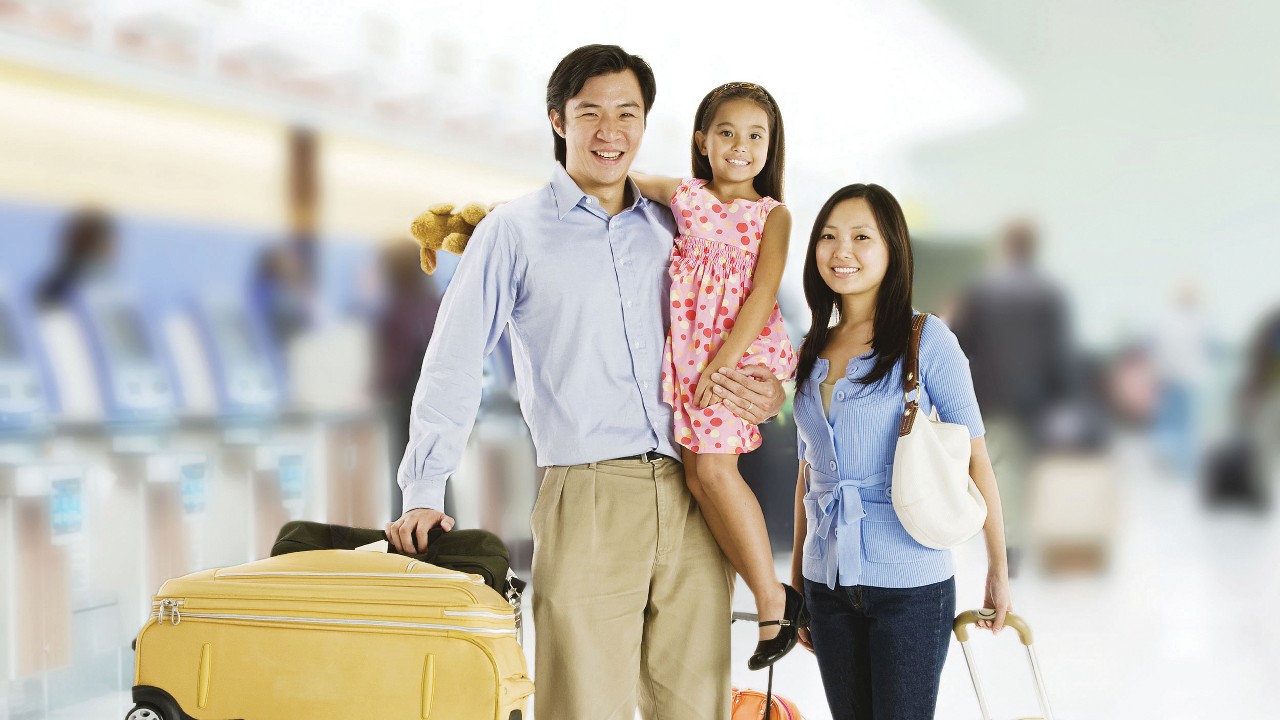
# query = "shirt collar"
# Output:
<box><xmin>549</xmin><ymin>162</ymin><xmax>649</xmax><ymax>220</ymax></box>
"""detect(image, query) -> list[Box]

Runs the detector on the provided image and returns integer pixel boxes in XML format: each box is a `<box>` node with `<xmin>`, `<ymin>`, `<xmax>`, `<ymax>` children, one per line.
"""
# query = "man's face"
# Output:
<box><xmin>550</xmin><ymin>70</ymin><xmax>645</xmax><ymax>196</ymax></box>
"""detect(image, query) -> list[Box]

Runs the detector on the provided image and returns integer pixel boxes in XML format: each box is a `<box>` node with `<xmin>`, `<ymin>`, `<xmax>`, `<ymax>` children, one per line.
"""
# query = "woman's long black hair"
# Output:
<box><xmin>794</xmin><ymin>184</ymin><xmax>914</xmax><ymax>393</ymax></box>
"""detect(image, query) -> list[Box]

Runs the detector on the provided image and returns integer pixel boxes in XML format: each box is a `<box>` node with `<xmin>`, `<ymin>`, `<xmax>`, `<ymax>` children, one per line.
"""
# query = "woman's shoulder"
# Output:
<box><xmin>918</xmin><ymin>313</ymin><xmax>968</xmax><ymax>368</ymax></box>
<box><xmin>919</xmin><ymin>312</ymin><xmax>951</xmax><ymax>334</ymax></box>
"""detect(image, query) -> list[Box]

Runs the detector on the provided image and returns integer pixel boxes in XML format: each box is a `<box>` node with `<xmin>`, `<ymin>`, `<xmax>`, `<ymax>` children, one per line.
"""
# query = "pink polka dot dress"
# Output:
<box><xmin>662</xmin><ymin>177</ymin><xmax>797</xmax><ymax>455</ymax></box>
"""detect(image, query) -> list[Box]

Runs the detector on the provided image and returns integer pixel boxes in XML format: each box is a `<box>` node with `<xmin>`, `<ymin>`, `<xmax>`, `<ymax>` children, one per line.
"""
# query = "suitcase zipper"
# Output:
<box><xmin>150</xmin><ymin>603</ymin><xmax>517</xmax><ymax>636</ymax></box>
<box><xmin>442</xmin><ymin>610</ymin><xmax>516</xmax><ymax>620</ymax></box>
<box><xmin>207</xmin><ymin>570</ymin><xmax>490</xmax><ymax>603</ymax></box>
<box><xmin>157</xmin><ymin>599</ymin><xmax>183</xmax><ymax>625</ymax></box>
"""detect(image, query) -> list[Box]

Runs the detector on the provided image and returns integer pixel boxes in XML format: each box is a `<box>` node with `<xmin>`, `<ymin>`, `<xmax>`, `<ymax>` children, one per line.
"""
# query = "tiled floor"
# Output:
<box><xmin>11</xmin><ymin>435</ymin><xmax>1276</xmax><ymax>719</ymax></box>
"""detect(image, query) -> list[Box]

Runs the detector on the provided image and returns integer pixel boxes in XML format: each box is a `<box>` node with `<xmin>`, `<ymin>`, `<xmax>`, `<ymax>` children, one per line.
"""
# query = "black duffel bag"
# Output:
<box><xmin>272</xmin><ymin>521</ymin><xmax>527</xmax><ymax>603</ymax></box>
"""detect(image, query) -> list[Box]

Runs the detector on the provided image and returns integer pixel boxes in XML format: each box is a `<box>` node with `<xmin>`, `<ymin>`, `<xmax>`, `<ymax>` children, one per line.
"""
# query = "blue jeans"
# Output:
<box><xmin>804</xmin><ymin>577</ymin><xmax>955</xmax><ymax>720</ymax></box>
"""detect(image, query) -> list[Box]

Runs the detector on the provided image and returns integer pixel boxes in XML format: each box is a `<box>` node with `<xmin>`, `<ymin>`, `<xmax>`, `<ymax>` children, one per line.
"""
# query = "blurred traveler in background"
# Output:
<box><xmin>1151</xmin><ymin>281</ymin><xmax>1213</xmax><ymax>479</ymax></box>
<box><xmin>249</xmin><ymin>243</ymin><xmax>315</xmax><ymax>349</ymax></box>
<box><xmin>1202</xmin><ymin>305</ymin><xmax>1280</xmax><ymax>509</ymax></box>
<box><xmin>1241</xmin><ymin>307</ymin><xmax>1280</xmax><ymax>492</ymax></box>
<box><xmin>35</xmin><ymin>208</ymin><xmax>118</xmax><ymax>309</ymax></box>
<box><xmin>374</xmin><ymin>240</ymin><xmax>442</xmax><ymax>520</ymax></box>
<box><xmin>951</xmin><ymin>220</ymin><xmax>1072</xmax><ymax>576</ymax></box>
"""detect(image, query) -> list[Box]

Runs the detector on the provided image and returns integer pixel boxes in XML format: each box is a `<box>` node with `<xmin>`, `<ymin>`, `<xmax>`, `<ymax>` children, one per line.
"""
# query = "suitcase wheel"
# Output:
<box><xmin>125</xmin><ymin>705</ymin><xmax>165</xmax><ymax>720</ymax></box>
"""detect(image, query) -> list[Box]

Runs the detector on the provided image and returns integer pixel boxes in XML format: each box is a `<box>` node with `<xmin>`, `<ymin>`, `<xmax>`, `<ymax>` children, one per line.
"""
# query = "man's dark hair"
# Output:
<box><xmin>546</xmin><ymin>45</ymin><xmax>657</xmax><ymax>166</ymax></box>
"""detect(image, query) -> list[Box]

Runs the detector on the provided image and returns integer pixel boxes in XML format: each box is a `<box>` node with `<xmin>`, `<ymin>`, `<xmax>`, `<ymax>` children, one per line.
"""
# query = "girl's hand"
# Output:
<box><xmin>694</xmin><ymin>366</ymin><xmax>719</xmax><ymax>409</ymax></box>
<box><xmin>977</xmin><ymin>570</ymin><xmax>1012</xmax><ymax>634</ymax></box>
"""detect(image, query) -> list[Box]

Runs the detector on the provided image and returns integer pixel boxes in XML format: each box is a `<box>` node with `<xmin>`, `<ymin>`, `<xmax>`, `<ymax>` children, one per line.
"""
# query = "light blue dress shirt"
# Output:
<box><xmin>795</xmin><ymin>314</ymin><xmax>986</xmax><ymax>589</ymax></box>
<box><xmin>397</xmin><ymin>164</ymin><xmax>683</xmax><ymax>513</ymax></box>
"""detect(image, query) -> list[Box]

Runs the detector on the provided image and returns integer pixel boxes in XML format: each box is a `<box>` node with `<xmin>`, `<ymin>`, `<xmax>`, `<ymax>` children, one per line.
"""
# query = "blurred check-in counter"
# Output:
<box><xmin>0</xmin><ymin>266</ymin><xmax>393</xmax><ymax>715</ymax></box>
<box><xmin>0</xmin><ymin>283</ymin><xmax>86</xmax><ymax>697</ymax></box>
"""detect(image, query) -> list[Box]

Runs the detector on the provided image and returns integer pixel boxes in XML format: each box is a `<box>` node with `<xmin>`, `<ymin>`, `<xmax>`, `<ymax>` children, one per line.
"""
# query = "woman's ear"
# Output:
<box><xmin>549</xmin><ymin>109</ymin><xmax>567</xmax><ymax>139</ymax></box>
<box><xmin>694</xmin><ymin>130</ymin><xmax>708</xmax><ymax>156</ymax></box>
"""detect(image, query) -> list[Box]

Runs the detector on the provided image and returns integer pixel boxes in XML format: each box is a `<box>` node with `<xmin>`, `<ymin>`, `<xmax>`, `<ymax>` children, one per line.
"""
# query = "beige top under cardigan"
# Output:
<box><xmin>820</xmin><ymin>379</ymin><xmax>837</xmax><ymax>416</ymax></box>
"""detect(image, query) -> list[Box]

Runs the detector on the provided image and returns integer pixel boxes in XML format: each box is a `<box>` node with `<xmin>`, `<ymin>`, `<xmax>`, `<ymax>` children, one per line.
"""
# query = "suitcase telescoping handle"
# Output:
<box><xmin>953</xmin><ymin>609</ymin><xmax>1054</xmax><ymax>720</ymax></box>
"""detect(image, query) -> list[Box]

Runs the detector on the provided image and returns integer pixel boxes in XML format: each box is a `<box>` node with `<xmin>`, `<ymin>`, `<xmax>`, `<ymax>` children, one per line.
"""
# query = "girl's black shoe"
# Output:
<box><xmin>748</xmin><ymin>584</ymin><xmax>810</xmax><ymax>671</ymax></box>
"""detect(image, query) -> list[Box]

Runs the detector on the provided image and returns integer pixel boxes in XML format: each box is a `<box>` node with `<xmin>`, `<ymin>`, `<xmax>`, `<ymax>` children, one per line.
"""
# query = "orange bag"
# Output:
<box><xmin>731</xmin><ymin>686</ymin><xmax>803</xmax><ymax>720</ymax></box>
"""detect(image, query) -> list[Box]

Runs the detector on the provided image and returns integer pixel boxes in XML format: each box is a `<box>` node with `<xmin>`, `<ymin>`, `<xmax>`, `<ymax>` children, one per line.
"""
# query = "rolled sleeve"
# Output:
<box><xmin>396</xmin><ymin>215</ymin><xmax>520</xmax><ymax>512</ymax></box>
<box><xmin>920</xmin><ymin>315</ymin><xmax>986</xmax><ymax>438</ymax></box>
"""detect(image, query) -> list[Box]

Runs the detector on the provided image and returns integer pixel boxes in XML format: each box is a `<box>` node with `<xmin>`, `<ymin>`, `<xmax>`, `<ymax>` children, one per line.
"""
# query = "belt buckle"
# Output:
<box><xmin>638</xmin><ymin>451</ymin><xmax>654</xmax><ymax>463</ymax></box>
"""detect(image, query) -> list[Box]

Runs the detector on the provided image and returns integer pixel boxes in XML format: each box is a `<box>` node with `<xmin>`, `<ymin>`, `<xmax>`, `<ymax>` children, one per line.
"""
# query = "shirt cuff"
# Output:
<box><xmin>401</xmin><ymin>478</ymin><xmax>447</xmax><ymax>515</ymax></box>
<box><xmin>943</xmin><ymin>403</ymin><xmax>986</xmax><ymax>439</ymax></box>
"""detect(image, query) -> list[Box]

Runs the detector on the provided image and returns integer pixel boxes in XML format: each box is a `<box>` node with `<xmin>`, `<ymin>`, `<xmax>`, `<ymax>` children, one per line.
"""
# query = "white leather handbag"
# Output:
<box><xmin>891</xmin><ymin>314</ymin><xmax>988</xmax><ymax>550</ymax></box>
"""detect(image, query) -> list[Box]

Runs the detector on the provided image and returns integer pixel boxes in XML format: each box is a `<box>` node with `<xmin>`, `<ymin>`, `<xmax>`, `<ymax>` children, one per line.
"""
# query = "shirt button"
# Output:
<box><xmin>829</xmin><ymin>460</ymin><xmax>837</xmax><ymax>472</ymax></box>
<box><xmin>625</xmin><ymin>300</ymin><xmax>633</xmax><ymax>308</ymax></box>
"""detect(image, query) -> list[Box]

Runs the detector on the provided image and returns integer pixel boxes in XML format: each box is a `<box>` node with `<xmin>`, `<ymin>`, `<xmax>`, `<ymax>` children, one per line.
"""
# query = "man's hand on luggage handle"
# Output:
<box><xmin>710</xmin><ymin>364</ymin><xmax>784</xmax><ymax>425</ymax></box>
<box><xmin>386</xmin><ymin>508</ymin><xmax>455</xmax><ymax>554</ymax></box>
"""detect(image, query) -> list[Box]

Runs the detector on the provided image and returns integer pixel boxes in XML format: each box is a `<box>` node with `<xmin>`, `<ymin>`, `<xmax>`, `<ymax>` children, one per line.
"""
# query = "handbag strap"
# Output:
<box><xmin>898</xmin><ymin>313</ymin><xmax>929</xmax><ymax>437</ymax></box>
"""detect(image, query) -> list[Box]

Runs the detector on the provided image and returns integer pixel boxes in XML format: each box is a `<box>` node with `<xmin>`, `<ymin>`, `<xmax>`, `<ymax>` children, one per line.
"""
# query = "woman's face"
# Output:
<box><xmin>815</xmin><ymin>197</ymin><xmax>890</xmax><ymax>301</ymax></box>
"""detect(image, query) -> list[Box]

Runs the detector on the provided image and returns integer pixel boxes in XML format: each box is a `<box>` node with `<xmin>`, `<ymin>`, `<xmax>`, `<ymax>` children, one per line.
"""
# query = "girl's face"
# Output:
<box><xmin>816</xmin><ymin>198</ymin><xmax>890</xmax><ymax>301</ymax></box>
<box><xmin>695</xmin><ymin>98</ymin><xmax>770</xmax><ymax>186</ymax></box>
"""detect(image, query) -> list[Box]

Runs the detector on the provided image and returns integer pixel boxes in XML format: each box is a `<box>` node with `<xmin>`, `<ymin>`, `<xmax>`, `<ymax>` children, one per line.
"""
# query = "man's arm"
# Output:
<box><xmin>388</xmin><ymin>215</ymin><xmax>519</xmax><ymax>552</ymax></box>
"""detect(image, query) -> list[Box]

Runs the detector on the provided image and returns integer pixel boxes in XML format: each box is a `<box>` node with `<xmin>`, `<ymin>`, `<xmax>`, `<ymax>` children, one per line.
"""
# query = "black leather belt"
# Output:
<box><xmin>614</xmin><ymin>451</ymin><xmax>674</xmax><ymax>463</ymax></box>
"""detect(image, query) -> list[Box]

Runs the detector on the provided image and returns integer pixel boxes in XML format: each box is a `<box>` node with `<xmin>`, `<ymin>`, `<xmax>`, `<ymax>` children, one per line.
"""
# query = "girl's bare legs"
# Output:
<box><xmin>681</xmin><ymin>447</ymin><xmax>786</xmax><ymax>641</ymax></box>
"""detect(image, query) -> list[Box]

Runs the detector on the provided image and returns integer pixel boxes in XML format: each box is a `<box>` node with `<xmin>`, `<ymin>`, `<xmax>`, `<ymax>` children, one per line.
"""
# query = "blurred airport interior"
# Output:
<box><xmin>1</xmin><ymin>1</ymin><xmax>1277</xmax><ymax>718</ymax></box>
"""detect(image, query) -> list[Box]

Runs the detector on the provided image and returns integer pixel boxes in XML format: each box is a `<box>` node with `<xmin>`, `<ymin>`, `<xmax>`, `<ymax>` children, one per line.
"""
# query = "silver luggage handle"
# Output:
<box><xmin>953</xmin><ymin>609</ymin><xmax>1055</xmax><ymax>720</ymax></box>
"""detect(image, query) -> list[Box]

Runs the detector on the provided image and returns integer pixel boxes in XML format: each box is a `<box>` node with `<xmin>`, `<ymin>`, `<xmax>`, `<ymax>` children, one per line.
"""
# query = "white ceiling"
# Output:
<box><xmin>2</xmin><ymin>0</ymin><xmax>1026</xmax><ymax>181</ymax></box>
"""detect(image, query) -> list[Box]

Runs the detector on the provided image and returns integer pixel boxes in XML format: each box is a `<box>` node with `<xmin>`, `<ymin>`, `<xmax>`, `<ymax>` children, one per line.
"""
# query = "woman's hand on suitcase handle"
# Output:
<box><xmin>978</xmin><ymin>570</ymin><xmax>1012</xmax><ymax>634</ymax></box>
<box><xmin>386</xmin><ymin>508</ymin><xmax>455</xmax><ymax>554</ymax></box>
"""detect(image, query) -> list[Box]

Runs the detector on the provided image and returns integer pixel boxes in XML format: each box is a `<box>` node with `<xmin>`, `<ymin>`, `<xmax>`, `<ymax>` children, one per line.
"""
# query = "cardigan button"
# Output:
<box><xmin>835</xmin><ymin>391</ymin><xmax>845</xmax><ymax>401</ymax></box>
<box><xmin>828</xmin><ymin>460</ymin><xmax>837</xmax><ymax>472</ymax></box>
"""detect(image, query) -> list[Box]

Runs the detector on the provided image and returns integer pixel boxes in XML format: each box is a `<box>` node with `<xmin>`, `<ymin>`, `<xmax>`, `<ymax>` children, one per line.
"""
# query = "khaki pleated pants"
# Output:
<box><xmin>530</xmin><ymin>456</ymin><xmax>734</xmax><ymax>720</ymax></box>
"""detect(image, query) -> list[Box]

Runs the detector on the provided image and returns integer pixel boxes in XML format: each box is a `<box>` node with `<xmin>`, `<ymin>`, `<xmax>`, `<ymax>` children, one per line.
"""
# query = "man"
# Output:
<box><xmin>951</xmin><ymin>221</ymin><xmax>1072</xmax><ymax>575</ymax></box>
<box><xmin>387</xmin><ymin>44</ymin><xmax>785</xmax><ymax>720</ymax></box>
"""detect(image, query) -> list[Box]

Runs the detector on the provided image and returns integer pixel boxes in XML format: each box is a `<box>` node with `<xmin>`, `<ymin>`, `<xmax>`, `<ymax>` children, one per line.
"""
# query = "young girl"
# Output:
<box><xmin>632</xmin><ymin>82</ymin><xmax>805</xmax><ymax>670</ymax></box>
<box><xmin>789</xmin><ymin>184</ymin><xmax>1012</xmax><ymax>719</ymax></box>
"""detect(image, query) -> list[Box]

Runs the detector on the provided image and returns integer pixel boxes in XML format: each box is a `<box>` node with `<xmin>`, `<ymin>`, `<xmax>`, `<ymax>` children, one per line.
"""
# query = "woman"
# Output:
<box><xmin>789</xmin><ymin>183</ymin><xmax>1012</xmax><ymax>719</ymax></box>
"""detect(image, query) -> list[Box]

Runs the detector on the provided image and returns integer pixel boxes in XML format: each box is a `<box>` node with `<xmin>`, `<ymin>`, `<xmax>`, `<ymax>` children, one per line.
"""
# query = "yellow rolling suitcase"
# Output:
<box><xmin>953</xmin><ymin>609</ymin><xmax>1055</xmax><ymax>720</ymax></box>
<box><xmin>128</xmin><ymin>550</ymin><xmax>533</xmax><ymax>720</ymax></box>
